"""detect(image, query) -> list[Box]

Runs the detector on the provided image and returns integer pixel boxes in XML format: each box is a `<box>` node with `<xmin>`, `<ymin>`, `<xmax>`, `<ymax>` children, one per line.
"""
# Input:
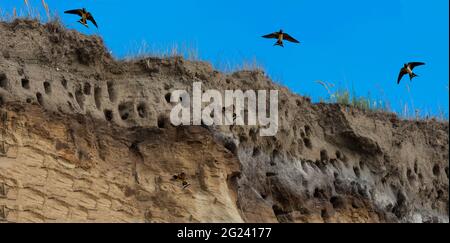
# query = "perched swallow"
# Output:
<box><xmin>64</xmin><ymin>8</ymin><xmax>98</xmax><ymax>28</ymax></box>
<box><xmin>397</xmin><ymin>62</ymin><xmax>426</xmax><ymax>84</ymax></box>
<box><xmin>262</xmin><ymin>29</ymin><xmax>300</xmax><ymax>47</ymax></box>
<box><xmin>182</xmin><ymin>181</ymin><xmax>191</xmax><ymax>189</ymax></box>
<box><xmin>173</xmin><ymin>173</ymin><xmax>190</xmax><ymax>189</ymax></box>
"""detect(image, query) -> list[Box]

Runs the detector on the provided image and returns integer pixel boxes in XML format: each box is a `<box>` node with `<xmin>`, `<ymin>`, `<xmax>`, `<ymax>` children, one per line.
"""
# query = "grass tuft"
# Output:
<box><xmin>317</xmin><ymin>80</ymin><xmax>449</xmax><ymax>121</ymax></box>
<box><xmin>123</xmin><ymin>40</ymin><xmax>199</xmax><ymax>61</ymax></box>
<box><xmin>0</xmin><ymin>0</ymin><xmax>54</xmax><ymax>22</ymax></box>
<box><xmin>214</xmin><ymin>56</ymin><xmax>265</xmax><ymax>74</ymax></box>
<box><xmin>317</xmin><ymin>80</ymin><xmax>390</xmax><ymax>112</ymax></box>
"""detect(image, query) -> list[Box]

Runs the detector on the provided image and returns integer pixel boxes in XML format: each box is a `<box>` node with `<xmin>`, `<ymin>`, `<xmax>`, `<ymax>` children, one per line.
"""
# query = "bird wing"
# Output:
<box><xmin>262</xmin><ymin>32</ymin><xmax>279</xmax><ymax>39</ymax></box>
<box><xmin>64</xmin><ymin>9</ymin><xmax>83</xmax><ymax>17</ymax></box>
<box><xmin>86</xmin><ymin>13</ymin><xmax>98</xmax><ymax>28</ymax></box>
<box><xmin>397</xmin><ymin>68</ymin><xmax>407</xmax><ymax>84</ymax></box>
<box><xmin>408</xmin><ymin>62</ymin><xmax>425</xmax><ymax>70</ymax></box>
<box><xmin>283</xmin><ymin>33</ymin><xmax>300</xmax><ymax>43</ymax></box>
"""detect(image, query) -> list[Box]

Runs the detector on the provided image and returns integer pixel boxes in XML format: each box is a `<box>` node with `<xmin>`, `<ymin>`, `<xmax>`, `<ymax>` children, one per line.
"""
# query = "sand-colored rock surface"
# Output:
<box><xmin>0</xmin><ymin>20</ymin><xmax>448</xmax><ymax>223</ymax></box>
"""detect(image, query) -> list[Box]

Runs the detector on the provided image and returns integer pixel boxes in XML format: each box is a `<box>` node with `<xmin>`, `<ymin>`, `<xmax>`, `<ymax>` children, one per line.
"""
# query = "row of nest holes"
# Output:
<box><xmin>18</xmin><ymin>77</ymin><xmax>117</xmax><ymax>113</ymax></box>
<box><xmin>0</xmin><ymin>74</ymin><xmax>60</xmax><ymax>101</ymax></box>
<box><xmin>103</xmin><ymin>108</ymin><xmax>168</xmax><ymax>129</ymax></box>
<box><xmin>165</xmin><ymin>92</ymin><xmax>187</xmax><ymax>104</ymax></box>
<box><xmin>16</xmin><ymin>76</ymin><xmax>116</xmax><ymax>106</ymax></box>
<box><xmin>3</xmin><ymin>75</ymin><xmax>170</xmax><ymax>130</ymax></box>
<box><xmin>103</xmin><ymin>102</ymin><xmax>150</xmax><ymax>121</ymax></box>
<box><xmin>23</xmin><ymin>92</ymin><xmax>44</xmax><ymax>106</ymax></box>
<box><xmin>20</xmin><ymin>78</ymin><xmax>53</xmax><ymax>95</ymax></box>
<box><xmin>18</xmin><ymin>78</ymin><xmax>155</xmax><ymax>125</ymax></box>
<box><xmin>2</xmin><ymin>75</ymin><xmax>149</xmax><ymax>123</ymax></box>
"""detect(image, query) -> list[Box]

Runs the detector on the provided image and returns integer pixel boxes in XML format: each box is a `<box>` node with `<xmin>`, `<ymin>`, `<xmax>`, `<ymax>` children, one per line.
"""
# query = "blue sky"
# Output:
<box><xmin>2</xmin><ymin>0</ymin><xmax>449</xmax><ymax>117</ymax></box>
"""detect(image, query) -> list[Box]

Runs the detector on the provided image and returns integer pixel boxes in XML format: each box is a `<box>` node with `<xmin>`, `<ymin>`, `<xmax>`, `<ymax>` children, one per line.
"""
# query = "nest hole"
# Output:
<box><xmin>21</xmin><ymin>78</ymin><xmax>30</xmax><ymax>89</ymax></box>
<box><xmin>433</xmin><ymin>164</ymin><xmax>441</xmax><ymax>177</ymax></box>
<box><xmin>252</xmin><ymin>147</ymin><xmax>261</xmax><ymax>157</ymax></box>
<box><xmin>353</xmin><ymin>166</ymin><xmax>361</xmax><ymax>178</ymax></box>
<box><xmin>61</xmin><ymin>78</ymin><xmax>68</xmax><ymax>89</ymax></box>
<box><xmin>75</xmin><ymin>89</ymin><xmax>85</xmax><ymax>110</ymax></box>
<box><xmin>119</xmin><ymin>102</ymin><xmax>134</xmax><ymax>121</ymax></box>
<box><xmin>0</xmin><ymin>73</ymin><xmax>8</xmax><ymax>89</ymax></box>
<box><xmin>157</xmin><ymin>115</ymin><xmax>169</xmax><ymax>129</ymax></box>
<box><xmin>36</xmin><ymin>92</ymin><xmax>43</xmax><ymax>106</ymax></box>
<box><xmin>104</xmin><ymin>109</ymin><xmax>113</xmax><ymax>122</ymax></box>
<box><xmin>94</xmin><ymin>86</ymin><xmax>102</xmax><ymax>109</ymax></box>
<box><xmin>83</xmin><ymin>82</ymin><xmax>92</xmax><ymax>95</ymax></box>
<box><xmin>107</xmin><ymin>81</ymin><xmax>117</xmax><ymax>102</ymax></box>
<box><xmin>223</xmin><ymin>139</ymin><xmax>237</xmax><ymax>155</ymax></box>
<box><xmin>137</xmin><ymin>103</ymin><xmax>148</xmax><ymax>118</ymax></box>
<box><xmin>164</xmin><ymin>93</ymin><xmax>172</xmax><ymax>103</ymax></box>
<box><xmin>303</xmin><ymin>138</ymin><xmax>312</xmax><ymax>149</ymax></box>
<box><xmin>320</xmin><ymin>149</ymin><xmax>329</xmax><ymax>162</ymax></box>
<box><xmin>304</xmin><ymin>125</ymin><xmax>312</xmax><ymax>137</ymax></box>
<box><xmin>44</xmin><ymin>81</ymin><xmax>52</xmax><ymax>94</ymax></box>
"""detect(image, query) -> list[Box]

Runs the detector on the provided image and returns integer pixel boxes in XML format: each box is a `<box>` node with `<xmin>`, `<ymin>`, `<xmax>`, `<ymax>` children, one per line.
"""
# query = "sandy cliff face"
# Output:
<box><xmin>0</xmin><ymin>20</ymin><xmax>448</xmax><ymax>223</ymax></box>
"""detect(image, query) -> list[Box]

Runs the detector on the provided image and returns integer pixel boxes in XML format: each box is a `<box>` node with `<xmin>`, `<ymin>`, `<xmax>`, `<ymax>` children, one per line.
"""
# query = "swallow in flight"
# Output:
<box><xmin>397</xmin><ymin>62</ymin><xmax>425</xmax><ymax>84</ymax></box>
<box><xmin>64</xmin><ymin>8</ymin><xmax>98</xmax><ymax>28</ymax></box>
<box><xmin>262</xmin><ymin>29</ymin><xmax>300</xmax><ymax>47</ymax></box>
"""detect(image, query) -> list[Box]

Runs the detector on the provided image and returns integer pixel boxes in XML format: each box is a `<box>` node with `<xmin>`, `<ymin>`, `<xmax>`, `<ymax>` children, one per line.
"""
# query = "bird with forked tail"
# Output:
<box><xmin>64</xmin><ymin>8</ymin><xmax>98</xmax><ymax>28</ymax></box>
<box><xmin>397</xmin><ymin>62</ymin><xmax>425</xmax><ymax>84</ymax></box>
<box><xmin>262</xmin><ymin>29</ymin><xmax>300</xmax><ymax>47</ymax></box>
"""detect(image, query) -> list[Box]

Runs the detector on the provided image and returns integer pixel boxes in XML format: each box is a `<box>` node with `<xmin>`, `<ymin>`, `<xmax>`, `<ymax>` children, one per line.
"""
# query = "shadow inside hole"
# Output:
<box><xmin>252</xmin><ymin>147</ymin><xmax>261</xmax><ymax>156</ymax></box>
<box><xmin>21</xmin><ymin>78</ymin><xmax>30</xmax><ymax>89</ymax></box>
<box><xmin>119</xmin><ymin>102</ymin><xmax>134</xmax><ymax>121</ymax></box>
<box><xmin>164</xmin><ymin>93</ymin><xmax>171</xmax><ymax>103</ymax></box>
<box><xmin>67</xmin><ymin>101</ymin><xmax>74</xmax><ymax>111</ymax></box>
<box><xmin>353</xmin><ymin>166</ymin><xmax>361</xmax><ymax>178</ymax></box>
<box><xmin>94</xmin><ymin>86</ymin><xmax>102</xmax><ymax>109</ymax></box>
<box><xmin>36</xmin><ymin>92</ymin><xmax>43</xmax><ymax>106</ymax></box>
<box><xmin>433</xmin><ymin>165</ymin><xmax>441</xmax><ymax>177</ymax></box>
<box><xmin>303</xmin><ymin>137</ymin><xmax>313</xmax><ymax>149</ymax></box>
<box><xmin>0</xmin><ymin>73</ymin><xmax>8</xmax><ymax>89</ymax></box>
<box><xmin>104</xmin><ymin>109</ymin><xmax>113</xmax><ymax>122</ymax></box>
<box><xmin>137</xmin><ymin>103</ymin><xmax>148</xmax><ymax>118</ymax></box>
<box><xmin>83</xmin><ymin>82</ymin><xmax>91</xmax><ymax>95</ymax></box>
<box><xmin>61</xmin><ymin>78</ymin><xmax>68</xmax><ymax>89</ymax></box>
<box><xmin>157</xmin><ymin>116</ymin><xmax>171</xmax><ymax>129</ymax></box>
<box><xmin>107</xmin><ymin>81</ymin><xmax>117</xmax><ymax>102</ymax></box>
<box><xmin>44</xmin><ymin>81</ymin><xmax>52</xmax><ymax>94</ymax></box>
<box><xmin>75</xmin><ymin>89</ymin><xmax>85</xmax><ymax>110</ymax></box>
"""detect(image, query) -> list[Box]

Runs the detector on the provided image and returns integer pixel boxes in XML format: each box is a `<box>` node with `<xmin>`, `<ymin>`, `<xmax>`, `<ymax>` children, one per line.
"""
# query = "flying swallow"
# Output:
<box><xmin>262</xmin><ymin>29</ymin><xmax>300</xmax><ymax>47</ymax></box>
<box><xmin>397</xmin><ymin>62</ymin><xmax>425</xmax><ymax>84</ymax></box>
<box><xmin>64</xmin><ymin>8</ymin><xmax>98</xmax><ymax>28</ymax></box>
